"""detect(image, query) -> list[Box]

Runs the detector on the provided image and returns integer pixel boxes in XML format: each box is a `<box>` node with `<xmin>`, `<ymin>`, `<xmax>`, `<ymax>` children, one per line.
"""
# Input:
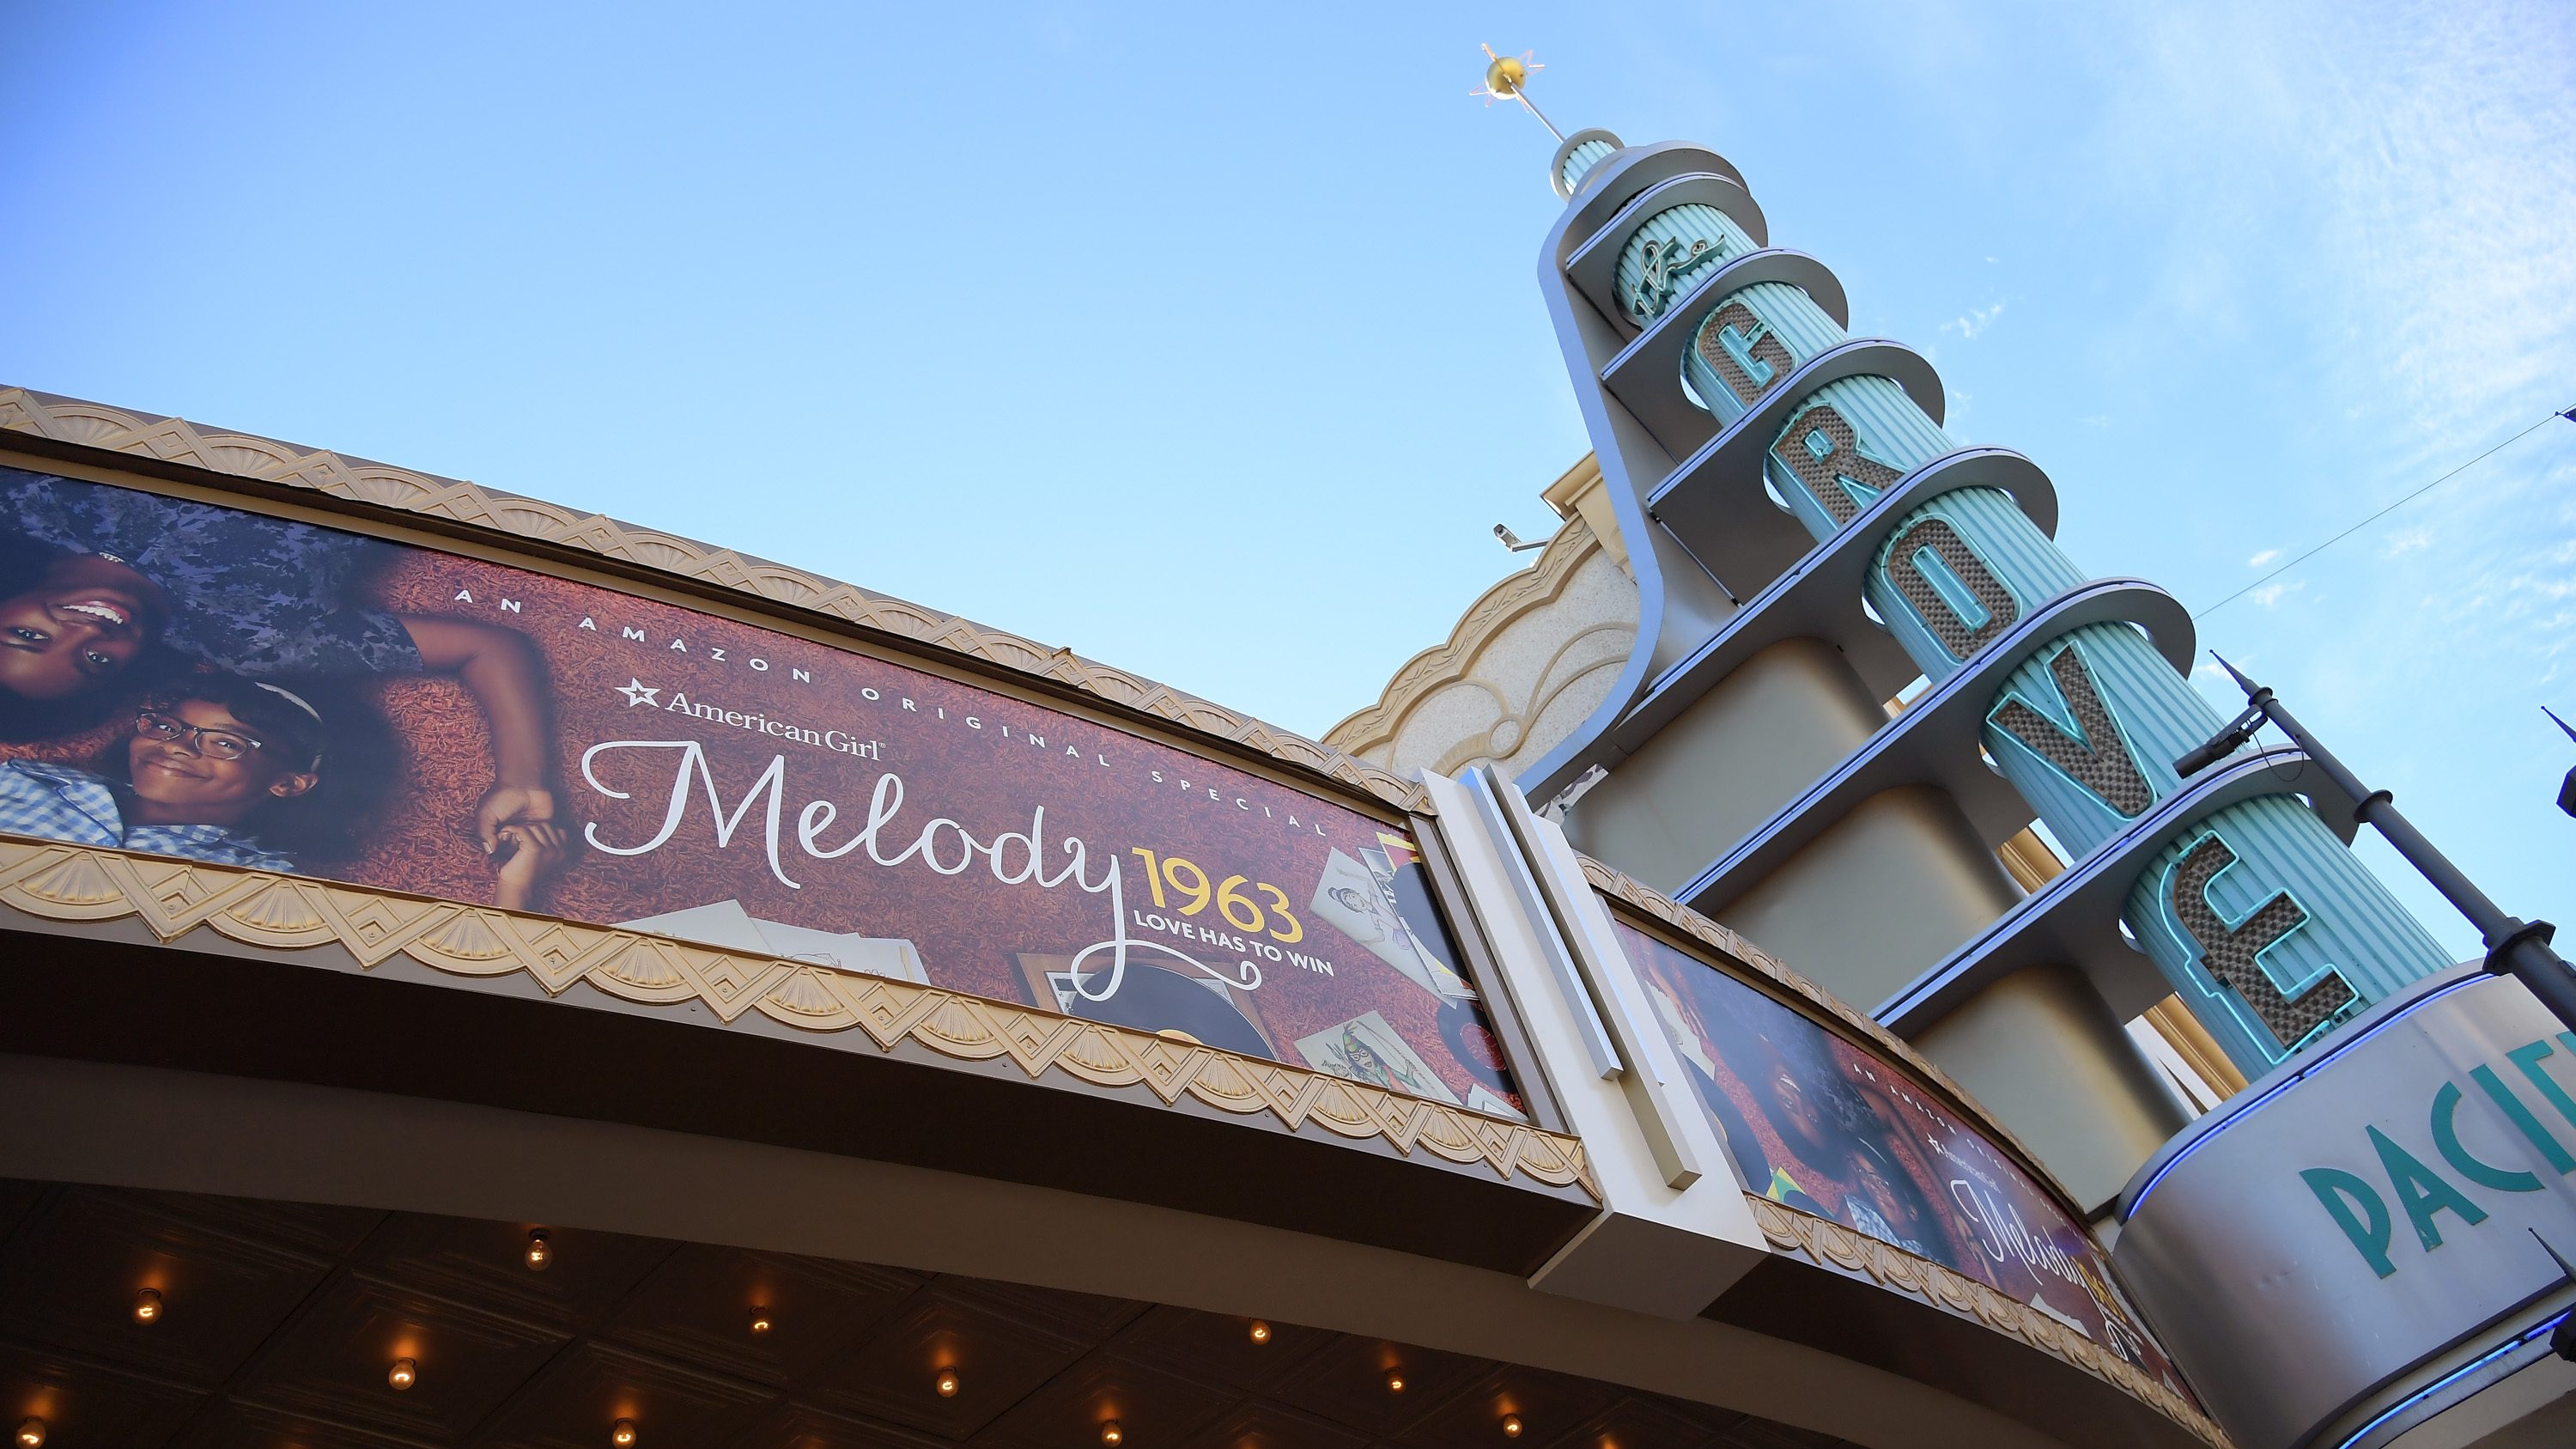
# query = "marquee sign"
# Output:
<box><xmin>0</xmin><ymin>466</ymin><xmax>1523</xmax><ymax>1116</ymax></box>
<box><xmin>2116</xmin><ymin>970</ymin><xmax>2576</xmax><ymax>1449</ymax></box>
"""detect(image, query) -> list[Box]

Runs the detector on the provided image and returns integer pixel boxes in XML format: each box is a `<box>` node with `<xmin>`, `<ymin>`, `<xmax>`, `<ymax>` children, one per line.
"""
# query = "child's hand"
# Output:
<box><xmin>477</xmin><ymin>784</ymin><xmax>558</xmax><ymax>854</ymax></box>
<box><xmin>491</xmin><ymin>819</ymin><xmax>568</xmax><ymax>912</ymax></box>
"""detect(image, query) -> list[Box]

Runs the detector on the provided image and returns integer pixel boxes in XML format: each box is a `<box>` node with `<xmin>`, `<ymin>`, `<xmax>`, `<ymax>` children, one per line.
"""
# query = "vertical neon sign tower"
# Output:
<box><xmin>1488</xmin><ymin>52</ymin><xmax>2453</xmax><ymax>1198</ymax></box>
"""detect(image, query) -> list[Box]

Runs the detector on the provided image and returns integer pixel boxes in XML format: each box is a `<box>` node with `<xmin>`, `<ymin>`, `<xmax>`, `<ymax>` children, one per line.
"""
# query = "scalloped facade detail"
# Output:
<box><xmin>0</xmin><ymin>833</ymin><xmax>1599</xmax><ymax>1199</ymax></box>
<box><xmin>1325</xmin><ymin>513</ymin><xmax>1637</xmax><ymax>780</ymax></box>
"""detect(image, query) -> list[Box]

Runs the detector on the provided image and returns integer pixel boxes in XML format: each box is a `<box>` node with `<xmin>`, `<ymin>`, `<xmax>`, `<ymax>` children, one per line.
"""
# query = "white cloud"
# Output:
<box><xmin>2080</xmin><ymin>414</ymin><xmax>2112</xmax><ymax>428</ymax></box>
<box><xmin>2382</xmin><ymin>526</ymin><xmax>2433</xmax><ymax>557</ymax></box>
<box><xmin>2249</xmin><ymin>580</ymin><xmax>2306</xmax><ymax>608</ymax></box>
<box><xmin>1941</xmin><ymin>301</ymin><xmax>2008</xmax><ymax>340</ymax></box>
<box><xmin>2247</xmin><ymin>548</ymin><xmax>2281</xmax><ymax>567</ymax></box>
<box><xmin>2111</xmin><ymin>2</ymin><xmax>2576</xmax><ymax>441</ymax></box>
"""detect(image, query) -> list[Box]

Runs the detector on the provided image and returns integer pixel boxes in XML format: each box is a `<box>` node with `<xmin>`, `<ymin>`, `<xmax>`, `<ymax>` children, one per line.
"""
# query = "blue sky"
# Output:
<box><xmin>3</xmin><ymin>2</ymin><xmax>2569</xmax><ymax>960</ymax></box>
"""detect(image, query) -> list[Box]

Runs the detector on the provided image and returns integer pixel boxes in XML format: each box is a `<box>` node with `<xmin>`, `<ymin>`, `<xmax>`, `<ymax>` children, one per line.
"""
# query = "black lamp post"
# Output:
<box><xmin>2178</xmin><ymin>655</ymin><xmax>2576</xmax><ymax>1035</ymax></box>
<box><xmin>2546</xmin><ymin>708</ymin><xmax>2576</xmax><ymax>820</ymax></box>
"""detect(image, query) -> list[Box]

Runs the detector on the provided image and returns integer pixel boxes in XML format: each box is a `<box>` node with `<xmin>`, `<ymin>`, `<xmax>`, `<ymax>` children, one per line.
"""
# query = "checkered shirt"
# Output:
<box><xmin>0</xmin><ymin>758</ymin><xmax>297</xmax><ymax>874</ymax></box>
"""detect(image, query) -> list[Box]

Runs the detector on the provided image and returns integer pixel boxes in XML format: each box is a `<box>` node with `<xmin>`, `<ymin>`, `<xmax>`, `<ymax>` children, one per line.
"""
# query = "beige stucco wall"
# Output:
<box><xmin>1715</xmin><ymin>786</ymin><xmax>2026</xmax><ymax>1013</ymax></box>
<box><xmin>1561</xmin><ymin>636</ymin><xmax>1888</xmax><ymax>896</ymax></box>
<box><xmin>1914</xmin><ymin>965</ymin><xmax>2192</xmax><ymax>1213</ymax></box>
<box><xmin>1326</xmin><ymin>467</ymin><xmax>1638</xmax><ymax>782</ymax></box>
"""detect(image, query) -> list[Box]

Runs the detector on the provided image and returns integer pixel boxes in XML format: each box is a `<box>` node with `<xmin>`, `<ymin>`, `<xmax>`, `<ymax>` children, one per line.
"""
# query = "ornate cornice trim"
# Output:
<box><xmin>0</xmin><ymin>387</ymin><xmax>1427</xmax><ymax>814</ymax></box>
<box><xmin>1323</xmin><ymin>515</ymin><xmax>1631</xmax><ymax>759</ymax></box>
<box><xmin>0</xmin><ymin>834</ymin><xmax>1597</xmax><ymax>1200</ymax></box>
<box><xmin>1577</xmin><ymin>855</ymin><xmax>2079</xmax><ymax>1212</ymax></box>
<box><xmin>1745</xmin><ymin>1196</ymin><xmax>2232</xmax><ymax>1448</ymax></box>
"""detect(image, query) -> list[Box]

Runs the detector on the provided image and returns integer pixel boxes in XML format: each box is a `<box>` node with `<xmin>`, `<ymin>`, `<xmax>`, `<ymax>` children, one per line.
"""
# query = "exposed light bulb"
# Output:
<box><xmin>747</xmin><ymin>1306</ymin><xmax>773</xmax><ymax>1336</ymax></box>
<box><xmin>1247</xmin><ymin>1319</ymin><xmax>1272</xmax><ymax>1345</ymax></box>
<box><xmin>132</xmin><ymin>1287</ymin><xmax>164</xmax><ymax>1324</ymax></box>
<box><xmin>1502</xmin><ymin>1413</ymin><xmax>1524</xmax><ymax>1438</ymax></box>
<box><xmin>1386</xmin><ymin>1369</ymin><xmax>1407</xmax><ymax>1393</ymax></box>
<box><xmin>935</xmin><ymin>1367</ymin><xmax>961</xmax><ymax>1398</ymax></box>
<box><xmin>525</xmin><ymin>1229</ymin><xmax>552</xmax><ymax>1271</ymax></box>
<box><xmin>611</xmin><ymin>1419</ymin><xmax>638</xmax><ymax>1446</ymax></box>
<box><xmin>388</xmin><ymin>1356</ymin><xmax>418</xmax><ymax>1391</ymax></box>
<box><xmin>1098</xmin><ymin>1422</ymin><xmax>1124</xmax><ymax>1446</ymax></box>
<box><xmin>16</xmin><ymin>1418</ymin><xmax>44</xmax><ymax>1448</ymax></box>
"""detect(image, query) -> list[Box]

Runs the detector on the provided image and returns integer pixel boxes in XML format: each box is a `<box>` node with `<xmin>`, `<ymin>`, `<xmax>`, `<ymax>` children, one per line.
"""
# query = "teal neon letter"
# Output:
<box><xmin>1769</xmin><ymin>403</ymin><xmax>1903</xmax><ymax>528</ymax></box>
<box><xmin>1988</xmin><ymin>642</ymin><xmax>2155</xmax><ymax>817</ymax></box>
<box><xmin>2470</xmin><ymin>1064</ymin><xmax>2576</xmax><ymax>1172</ymax></box>
<box><xmin>2369</xmin><ymin>1125</ymin><xmax>2487</xmax><ymax>1251</ymax></box>
<box><xmin>2511</xmin><ymin>1039</ymin><xmax>2576</xmax><ymax>1131</ymax></box>
<box><xmin>2431</xmin><ymin>1081</ymin><xmax>2543</xmax><ymax>1191</ymax></box>
<box><xmin>2303</xmin><ymin>1167</ymin><xmax>2396</xmax><ymax>1278</ymax></box>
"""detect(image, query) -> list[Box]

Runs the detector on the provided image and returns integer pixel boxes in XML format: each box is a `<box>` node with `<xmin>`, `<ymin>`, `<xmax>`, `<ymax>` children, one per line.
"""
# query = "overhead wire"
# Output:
<box><xmin>2194</xmin><ymin>404</ymin><xmax>2576</xmax><ymax>619</ymax></box>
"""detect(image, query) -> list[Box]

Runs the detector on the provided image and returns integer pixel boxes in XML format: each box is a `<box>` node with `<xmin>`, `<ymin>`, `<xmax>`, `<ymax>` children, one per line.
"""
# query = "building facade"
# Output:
<box><xmin>0</xmin><ymin>96</ymin><xmax>2567</xmax><ymax>1449</ymax></box>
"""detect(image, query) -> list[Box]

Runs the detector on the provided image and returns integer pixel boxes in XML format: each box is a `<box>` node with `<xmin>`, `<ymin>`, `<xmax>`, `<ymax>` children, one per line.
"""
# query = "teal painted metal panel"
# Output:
<box><xmin>1865</xmin><ymin>486</ymin><xmax>2084</xmax><ymax>682</ymax></box>
<box><xmin>1680</xmin><ymin>281</ymin><xmax>1849</xmax><ymax>424</ymax></box>
<box><xmin>2124</xmin><ymin>794</ymin><xmax>2456</xmax><ymax>1073</ymax></box>
<box><xmin>1613</xmin><ymin>203</ymin><xmax>1758</xmax><ymax>327</ymax></box>
<box><xmin>1978</xmin><ymin>622</ymin><xmax>2222</xmax><ymax>857</ymax></box>
<box><xmin>1760</xmin><ymin>374</ymin><xmax>1954</xmax><ymax>544</ymax></box>
<box><xmin>1559</xmin><ymin>137</ymin><xmax>1617</xmax><ymax>193</ymax></box>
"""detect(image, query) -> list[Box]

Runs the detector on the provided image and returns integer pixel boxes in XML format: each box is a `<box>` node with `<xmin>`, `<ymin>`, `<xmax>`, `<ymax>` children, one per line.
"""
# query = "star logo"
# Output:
<box><xmin>616</xmin><ymin>679</ymin><xmax>661</xmax><ymax>708</ymax></box>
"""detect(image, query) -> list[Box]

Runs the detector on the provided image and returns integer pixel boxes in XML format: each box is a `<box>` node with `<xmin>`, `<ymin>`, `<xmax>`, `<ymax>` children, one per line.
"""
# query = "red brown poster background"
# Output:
<box><xmin>1613</xmin><ymin>916</ymin><xmax>2189</xmax><ymax>1394</ymax></box>
<box><xmin>0</xmin><ymin>474</ymin><xmax>1520</xmax><ymax>1115</ymax></box>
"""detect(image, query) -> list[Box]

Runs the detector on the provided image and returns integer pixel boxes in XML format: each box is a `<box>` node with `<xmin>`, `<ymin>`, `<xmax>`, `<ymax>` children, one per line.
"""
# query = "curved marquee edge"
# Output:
<box><xmin>0</xmin><ymin>831</ymin><xmax>1604</xmax><ymax>1200</ymax></box>
<box><xmin>1745</xmin><ymin>1196</ymin><xmax>2232</xmax><ymax>1449</ymax></box>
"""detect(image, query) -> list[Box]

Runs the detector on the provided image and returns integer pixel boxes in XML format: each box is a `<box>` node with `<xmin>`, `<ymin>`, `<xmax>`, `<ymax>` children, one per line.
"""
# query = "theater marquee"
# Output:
<box><xmin>0</xmin><ymin>466</ymin><xmax>1523</xmax><ymax>1117</ymax></box>
<box><xmin>2117</xmin><ymin>969</ymin><xmax>2576</xmax><ymax>1449</ymax></box>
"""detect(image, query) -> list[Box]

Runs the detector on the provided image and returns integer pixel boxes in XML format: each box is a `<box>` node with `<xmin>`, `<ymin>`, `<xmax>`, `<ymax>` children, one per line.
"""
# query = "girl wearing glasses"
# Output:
<box><xmin>0</xmin><ymin>673</ymin><xmax>566</xmax><ymax>909</ymax></box>
<box><xmin>0</xmin><ymin>466</ymin><xmax>560</xmax><ymax>869</ymax></box>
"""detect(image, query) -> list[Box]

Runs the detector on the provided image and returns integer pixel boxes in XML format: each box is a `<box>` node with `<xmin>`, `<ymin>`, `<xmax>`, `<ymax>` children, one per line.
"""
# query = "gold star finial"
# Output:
<box><xmin>1470</xmin><ymin>44</ymin><xmax>1563</xmax><ymax>140</ymax></box>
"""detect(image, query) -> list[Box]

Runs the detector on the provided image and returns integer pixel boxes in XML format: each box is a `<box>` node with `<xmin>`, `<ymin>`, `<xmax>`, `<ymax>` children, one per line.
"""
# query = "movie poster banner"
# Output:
<box><xmin>0</xmin><ymin>467</ymin><xmax>1522</xmax><ymax>1116</ymax></box>
<box><xmin>1609</xmin><ymin>910</ymin><xmax>2188</xmax><ymax>1393</ymax></box>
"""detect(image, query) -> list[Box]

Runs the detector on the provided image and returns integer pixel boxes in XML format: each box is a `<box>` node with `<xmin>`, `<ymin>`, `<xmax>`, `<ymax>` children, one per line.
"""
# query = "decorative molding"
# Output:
<box><xmin>1575</xmin><ymin>855</ymin><xmax>2077</xmax><ymax>1210</ymax></box>
<box><xmin>1744</xmin><ymin>1196</ymin><xmax>2233</xmax><ymax>1448</ymax></box>
<box><xmin>1540</xmin><ymin>454</ymin><xmax>1626</xmax><ymax>571</ymax></box>
<box><xmin>1324</xmin><ymin>514</ymin><xmax>1637</xmax><ymax>777</ymax></box>
<box><xmin>0</xmin><ymin>834</ymin><xmax>1598</xmax><ymax>1201</ymax></box>
<box><xmin>0</xmin><ymin>387</ymin><xmax>1427</xmax><ymax>815</ymax></box>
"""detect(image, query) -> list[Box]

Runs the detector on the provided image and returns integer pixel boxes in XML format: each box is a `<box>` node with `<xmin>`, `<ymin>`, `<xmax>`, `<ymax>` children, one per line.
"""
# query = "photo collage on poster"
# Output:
<box><xmin>1612</xmin><ymin>913</ymin><xmax>2192</xmax><ymax>1396</ymax></box>
<box><xmin>0</xmin><ymin>466</ymin><xmax>1522</xmax><ymax>1116</ymax></box>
